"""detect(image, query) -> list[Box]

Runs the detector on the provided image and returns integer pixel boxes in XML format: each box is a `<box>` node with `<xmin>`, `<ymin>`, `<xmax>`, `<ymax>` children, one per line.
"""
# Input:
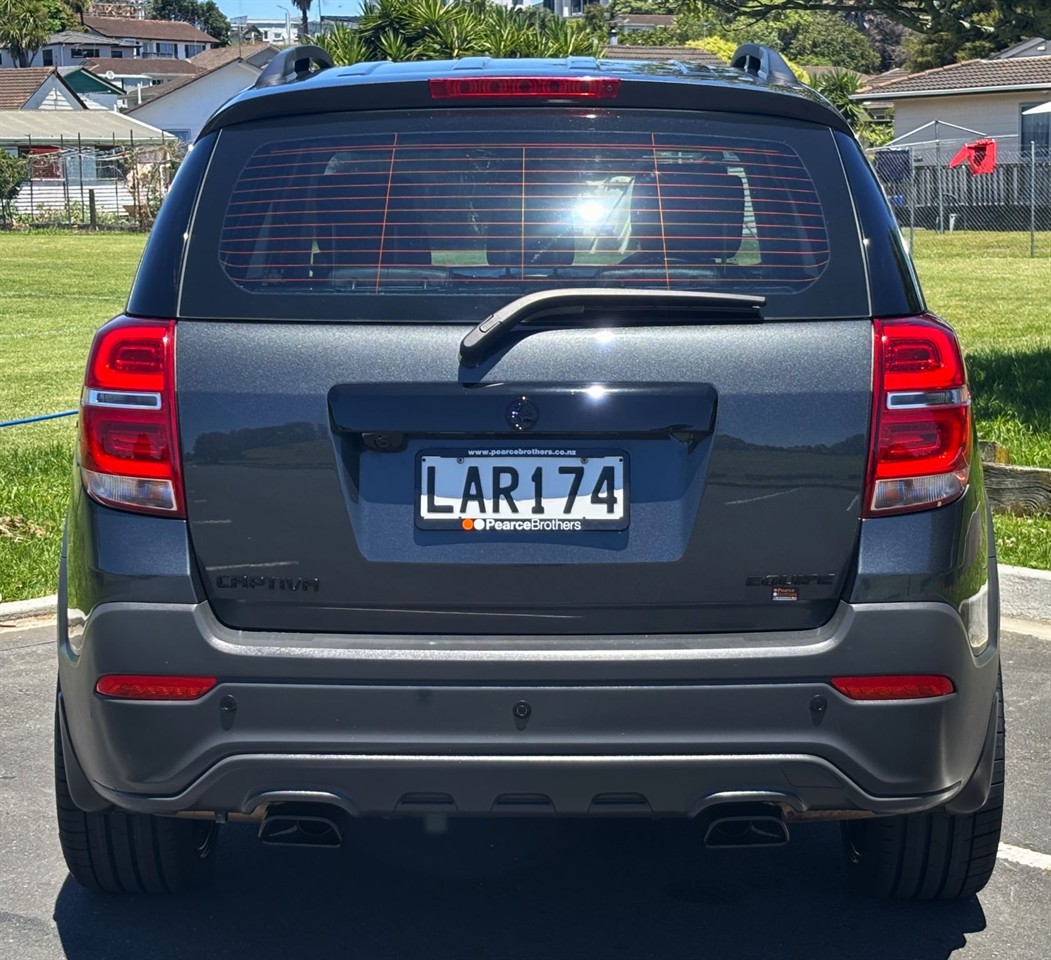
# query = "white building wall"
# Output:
<box><xmin>892</xmin><ymin>91</ymin><xmax>1051</xmax><ymax>157</ymax></box>
<box><xmin>22</xmin><ymin>78</ymin><xmax>83</xmax><ymax>110</ymax></box>
<box><xmin>7</xmin><ymin>45</ymin><xmax>131</xmax><ymax>67</ymax></box>
<box><xmin>128</xmin><ymin>61</ymin><xmax>259</xmax><ymax>141</ymax></box>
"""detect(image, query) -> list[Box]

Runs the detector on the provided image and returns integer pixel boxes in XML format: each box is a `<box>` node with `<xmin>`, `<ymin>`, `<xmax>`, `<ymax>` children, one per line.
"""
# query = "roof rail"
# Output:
<box><xmin>254</xmin><ymin>45</ymin><xmax>334</xmax><ymax>89</ymax></box>
<box><xmin>730</xmin><ymin>43</ymin><xmax>801</xmax><ymax>87</ymax></box>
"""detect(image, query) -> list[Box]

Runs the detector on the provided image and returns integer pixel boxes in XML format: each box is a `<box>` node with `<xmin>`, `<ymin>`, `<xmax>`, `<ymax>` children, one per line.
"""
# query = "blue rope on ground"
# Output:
<box><xmin>0</xmin><ymin>410</ymin><xmax>78</xmax><ymax>429</ymax></box>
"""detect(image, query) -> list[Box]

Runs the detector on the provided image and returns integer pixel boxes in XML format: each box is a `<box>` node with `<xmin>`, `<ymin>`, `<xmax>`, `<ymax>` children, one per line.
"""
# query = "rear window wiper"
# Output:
<box><xmin>459</xmin><ymin>288</ymin><xmax>766</xmax><ymax>368</ymax></box>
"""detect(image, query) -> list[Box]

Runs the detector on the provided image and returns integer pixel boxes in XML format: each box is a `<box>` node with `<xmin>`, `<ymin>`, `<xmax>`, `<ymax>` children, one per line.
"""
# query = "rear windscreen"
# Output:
<box><xmin>183</xmin><ymin>109</ymin><xmax>867</xmax><ymax>322</ymax></box>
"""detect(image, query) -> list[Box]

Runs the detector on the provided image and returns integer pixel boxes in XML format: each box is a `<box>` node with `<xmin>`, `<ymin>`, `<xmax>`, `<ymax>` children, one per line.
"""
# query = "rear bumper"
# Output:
<box><xmin>58</xmin><ymin>599</ymin><xmax>998</xmax><ymax>819</ymax></box>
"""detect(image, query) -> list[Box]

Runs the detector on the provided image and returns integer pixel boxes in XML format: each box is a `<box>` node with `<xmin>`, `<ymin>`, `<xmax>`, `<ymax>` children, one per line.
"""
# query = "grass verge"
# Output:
<box><xmin>0</xmin><ymin>230</ymin><xmax>1048</xmax><ymax>603</ymax></box>
<box><xmin>0</xmin><ymin>234</ymin><xmax>145</xmax><ymax>603</ymax></box>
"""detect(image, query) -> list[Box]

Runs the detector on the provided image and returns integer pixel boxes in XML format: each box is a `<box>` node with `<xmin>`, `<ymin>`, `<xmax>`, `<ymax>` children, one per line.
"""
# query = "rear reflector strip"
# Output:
<box><xmin>831</xmin><ymin>675</ymin><xmax>955</xmax><ymax>700</ymax></box>
<box><xmin>429</xmin><ymin>77</ymin><xmax>620</xmax><ymax>99</ymax></box>
<box><xmin>96</xmin><ymin>675</ymin><xmax>217</xmax><ymax>700</ymax></box>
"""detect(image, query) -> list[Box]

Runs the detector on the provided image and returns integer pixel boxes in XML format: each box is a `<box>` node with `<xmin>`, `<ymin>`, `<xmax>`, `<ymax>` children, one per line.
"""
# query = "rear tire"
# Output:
<box><xmin>841</xmin><ymin>673</ymin><xmax>1004</xmax><ymax>900</ymax></box>
<box><xmin>55</xmin><ymin>701</ymin><xmax>218</xmax><ymax>894</ymax></box>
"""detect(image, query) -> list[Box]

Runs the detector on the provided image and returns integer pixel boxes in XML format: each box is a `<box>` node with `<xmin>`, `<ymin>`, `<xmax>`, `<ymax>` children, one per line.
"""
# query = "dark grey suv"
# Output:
<box><xmin>55</xmin><ymin>45</ymin><xmax>1003</xmax><ymax>899</ymax></box>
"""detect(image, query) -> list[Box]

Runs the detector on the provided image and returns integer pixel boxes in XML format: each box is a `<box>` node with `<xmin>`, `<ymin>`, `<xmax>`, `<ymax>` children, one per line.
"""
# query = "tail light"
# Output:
<box><xmin>864</xmin><ymin>315</ymin><xmax>971</xmax><ymax>516</ymax></box>
<box><xmin>80</xmin><ymin>316</ymin><xmax>183</xmax><ymax>517</ymax></box>
<box><xmin>429</xmin><ymin>77</ymin><xmax>620</xmax><ymax>99</ymax></box>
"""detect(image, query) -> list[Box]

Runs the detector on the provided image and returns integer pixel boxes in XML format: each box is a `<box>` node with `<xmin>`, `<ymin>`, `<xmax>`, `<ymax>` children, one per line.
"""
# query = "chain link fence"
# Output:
<box><xmin>1</xmin><ymin>137</ymin><xmax>185</xmax><ymax>231</ymax></box>
<box><xmin>871</xmin><ymin>137</ymin><xmax>1051</xmax><ymax>258</ymax></box>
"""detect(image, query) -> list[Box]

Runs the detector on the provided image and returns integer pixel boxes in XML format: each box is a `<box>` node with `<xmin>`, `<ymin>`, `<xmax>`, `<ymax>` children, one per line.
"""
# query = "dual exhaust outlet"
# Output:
<box><xmin>256</xmin><ymin>802</ymin><xmax>789</xmax><ymax>850</ymax></box>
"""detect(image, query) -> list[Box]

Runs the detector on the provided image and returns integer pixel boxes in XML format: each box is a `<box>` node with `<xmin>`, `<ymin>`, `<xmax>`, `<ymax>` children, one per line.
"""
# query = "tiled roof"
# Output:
<box><xmin>83</xmin><ymin>15</ymin><xmax>217</xmax><ymax>44</ymax></box>
<box><xmin>81</xmin><ymin>57</ymin><xmax>201</xmax><ymax>76</ymax></box>
<box><xmin>0</xmin><ymin>68</ymin><xmax>56</xmax><ymax>109</ymax></box>
<box><xmin>47</xmin><ymin>29</ymin><xmax>137</xmax><ymax>46</ymax></box>
<box><xmin>127</xmin><ymin>72</ymin><xmax>200</xmax><ymax>105</ymax></box>
<box><xmin>601</xmin><ymin>45</ymin><xmax>723</xmax><ymax>67</ymax></box>
<box><xmin>128</xmin><ymin>57</ymin><xmax>261</xmax><ymax>109</ymax></box>
<box><xmin>190</xmin><ymin>43</ymin><xmax>277</xmax><ymax>70</ymax></box>
<box><xmin>615</xmin><ymin>15</ymin><xmax>678</xmax><ymax>26</ymax></box>
<box><xmin>860</xmin><ymin>56</ymin><xmax>1051</xmax><ymax>98</ymax></box>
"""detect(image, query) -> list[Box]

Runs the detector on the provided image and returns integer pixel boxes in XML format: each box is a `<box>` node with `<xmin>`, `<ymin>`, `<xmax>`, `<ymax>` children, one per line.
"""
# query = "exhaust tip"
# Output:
<box><xmin>258</xmin><ymin>804</ymin><xmax>345</xmax><ymax>848</ymax></box>
<box><xmin>703</xmin><ymin>813</ymin><xmax>789</xmax><ymax>849</ymax></box>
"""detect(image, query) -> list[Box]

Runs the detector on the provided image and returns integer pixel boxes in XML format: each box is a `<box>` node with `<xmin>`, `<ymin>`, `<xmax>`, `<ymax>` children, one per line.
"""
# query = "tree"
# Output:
<box><xmin>0</xmin><ymin>0</ymin><xmax>52</xmax><ymax>67</ymax></box>
<box><xmin>314</xmin><ymin>0</ymin><xmax>604</xmax><ymax>66</ymax></box>
<box><xmin>0</xmin><ymin>151</ymin><xmax>28</xmax><ymax>227</ymax></box>
<box><xmin>632</xmin><ymin>0</ymin><xmax>1051</xmax><ymax>68</ymax></box>
<box><xmin>149</xmin><ymin>0</ymin><xmax>231</xmax><ymax>46</ymax></box>
<box><xmin>811</xmin><ymin>67</ymin><xmax>891</xmax><ymax>146</ymax></box>
<box><xmin>65</xmin><ymin>0</ymin><xmax>87</xmax><ymax>25</ymax></box>
<box><xmin>293</xmin><ymin>0</ymin><xmax>312</xmax><ymax>42</ymax></box>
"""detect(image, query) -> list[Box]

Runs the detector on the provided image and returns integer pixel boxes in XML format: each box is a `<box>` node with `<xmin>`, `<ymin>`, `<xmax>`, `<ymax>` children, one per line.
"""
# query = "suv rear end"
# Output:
<box><xmin>55</xmin><ymin>49</ymin><xmax>1003</xmax><ymax>900</ymax></box>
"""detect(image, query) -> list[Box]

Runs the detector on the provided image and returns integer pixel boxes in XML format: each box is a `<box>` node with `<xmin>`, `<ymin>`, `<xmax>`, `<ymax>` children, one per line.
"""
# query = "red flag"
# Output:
<box><xmin>948</xmin><ymin>138</ymin><xmax>997</xmax><ymax>175</ymax></box>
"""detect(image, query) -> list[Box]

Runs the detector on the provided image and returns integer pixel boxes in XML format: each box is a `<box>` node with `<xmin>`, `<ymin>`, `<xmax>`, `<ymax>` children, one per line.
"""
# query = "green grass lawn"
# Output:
<box><xmin>0</xmin><ymin>230</ymin><xmax>1048</xmax><ymax>603</ymax></box>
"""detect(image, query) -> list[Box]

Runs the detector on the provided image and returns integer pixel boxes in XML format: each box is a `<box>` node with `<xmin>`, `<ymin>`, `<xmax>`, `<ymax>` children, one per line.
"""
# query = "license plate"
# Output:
<box><xmin>417</xmin><ymin>451</ymin><xmax>628</xmax><ymax>532</ymax></box>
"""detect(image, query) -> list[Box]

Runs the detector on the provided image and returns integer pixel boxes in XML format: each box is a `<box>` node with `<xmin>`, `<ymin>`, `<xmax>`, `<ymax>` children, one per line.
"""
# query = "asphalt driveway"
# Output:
<box><xmin>1</xmin><ymin>618</ymin><xmax>1048</xmax><ymax>960</ymax></box>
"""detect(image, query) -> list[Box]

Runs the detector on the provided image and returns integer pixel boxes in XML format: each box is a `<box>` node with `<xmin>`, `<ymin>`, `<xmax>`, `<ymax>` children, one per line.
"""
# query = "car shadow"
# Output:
<box><xmin>54</xmin><ymin>819</ymin><xmax>985</xmax><ymax>960</ymax></box>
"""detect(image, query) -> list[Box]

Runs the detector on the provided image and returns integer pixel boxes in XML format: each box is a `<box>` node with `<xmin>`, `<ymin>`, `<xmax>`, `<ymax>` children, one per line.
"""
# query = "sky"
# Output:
<box><xmin>218</xmin><ymin>0</ymin><xmax>363</xmax><ymax>27</ymax></box>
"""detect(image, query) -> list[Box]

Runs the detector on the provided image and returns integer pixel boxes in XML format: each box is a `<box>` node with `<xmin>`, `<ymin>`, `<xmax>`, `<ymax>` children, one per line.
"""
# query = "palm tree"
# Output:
<box><xmin>0</xmin><ymin>0</ymin><xmax>52</xmax><ymax>67</ymax></box>
<box><xmin>292</xmin><ymin>0</ymin><xmax>312</xmax><ymax>42</ymax></box>
<box><xmin>65</xmin><ymin>0</ymin><xmax>88</xmax><ymax>26</ymax></box>
<box><xmin>315</xmin><ymin>0</ymin><xmax>605</xmax><ymax>65</ymax></box>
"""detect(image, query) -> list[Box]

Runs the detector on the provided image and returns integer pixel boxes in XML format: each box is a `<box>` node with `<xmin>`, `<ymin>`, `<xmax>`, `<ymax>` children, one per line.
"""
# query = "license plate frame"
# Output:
<box><xmin>416</xmin><ymin>448</ymin><xmax>629</xmax><ymax>532</ymax></box>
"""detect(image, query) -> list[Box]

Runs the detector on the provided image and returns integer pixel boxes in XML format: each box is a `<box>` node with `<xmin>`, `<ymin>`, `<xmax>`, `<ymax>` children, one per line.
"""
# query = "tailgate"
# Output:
<box><xmin>177</xmin><ymin>319</ymin><xmax>871</xmax><ymax>634</ymax></box>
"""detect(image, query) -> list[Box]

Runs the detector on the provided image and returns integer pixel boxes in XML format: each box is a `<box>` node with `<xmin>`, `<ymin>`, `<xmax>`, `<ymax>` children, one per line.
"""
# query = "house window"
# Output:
<box><xmin>1020</xmin><ymin>102</ymin><xmax>1051</xmax><ymax>159</ymax></box>
<box><xmin>156</xmin><ymin>42</ymin><xmax>176</xmax><ymax>57</ymax></box>
<box><xmin>96</xmin><ymin>147</ymin><xmax>123</xmax><ymax>180</ymax></box>
<box><xmin>72</xmin><ymin>48</ymin><xmax>100</xmax><ymax>59</ymax></box>
<box><xmin>185</xmin><ymin>43</ymin><xmax>204</xmax><ymax>56</ymax></box>
<box><xmin>42</xmin><ymin>49</ymin><xmax>54</xmax><ymax>66</ymax></box>
<box><xmin>19</xmin><ymin>146</ymin><xmax>63</xmax><ymax>180</ymax></box>
<box><xmin>111</xmin><ymin>49</ymin><xmax>124</xmax><ymax>58</ymax></box>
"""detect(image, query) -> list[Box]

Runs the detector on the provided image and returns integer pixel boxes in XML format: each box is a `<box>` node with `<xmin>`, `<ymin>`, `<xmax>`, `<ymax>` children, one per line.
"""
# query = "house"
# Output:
<box><xmin>0</xmin><ymin>30</ymin><xmax>138</xmax><ymax>69</ymax></box>
<box><xmin>236</xmin><ymin>18</ymin><xmax>318</xmax><ymax>46</ymax></box>
<box><xmin>59</xmin><ymin>66</ymin><xmax>126</xmax><ymax>111</ymax></box>
<box><xmin>126</xmin><ymin>46</ymin><xmax>279</xmax><ymax>142</ymax></box>
<box><xmin>0</xmin><ymin>68</ymin><xmax>85</xmax><ymax>111</ymax></box>
<box><xmin>0</xmin><ymin>109</ymin><xmax>171</xmax><ymax>216</ymax></box>
<box><xmin>600</xmin><ymin>45</ymin><xmax>723</xmax><ymax>68</ymax></box>
<box><xmin>613</xmin><ymin>14</ymin><xmax>678</xmax><ymax>34</ymax></box>
<box><xmin>541</xmin><ymin>0</ymin><xmax>608</xmax><ymax>17</ymax></box>
<box><xmin>993</xmin><ymin>37</ymin><xmax>1048</xmax><ymax>59</ymax></box>
<box><xmin>856</xmin><ymin>56</ymin><xmax>1051</xmax><ymax>158</ymax></box>
<box><xmin>81</xmin><ymin>15</ymin><xmax>219</xmax><ymax>60</ymax></box>
<box><xmin>80</xmin><ymin>56</ymin><xmax>201</xmax><ymax>94</ymax></box>
<box><xmin>189</xmin><ymin>43</ymin><xmax>279</xmax><ymax>72</ymax></box>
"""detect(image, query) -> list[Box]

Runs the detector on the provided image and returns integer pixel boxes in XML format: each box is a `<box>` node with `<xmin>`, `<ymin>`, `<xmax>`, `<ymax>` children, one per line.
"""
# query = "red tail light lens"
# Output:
<box><xmin>429</xmin><ymin>77</ymin><xmax>620</xmax><ymax>99</ymax></box>
<box><xmin>96</xmin><ymin>675</ymin><xmax>216</xmax><ymax>700</ymax></box>
<box><xmin>864</xmin><ymin>315</ymin><xmax>971</xmax><ymax>516</ymax></box>
<box><xmin>831</xmin><ymin>675</ymin><xmax>955</xmax><ymax>700</ymax></box>
<box><xmin>80</xmin><ymin>317</ymin><xmax>183</xmax><ymax>517</ymax></box>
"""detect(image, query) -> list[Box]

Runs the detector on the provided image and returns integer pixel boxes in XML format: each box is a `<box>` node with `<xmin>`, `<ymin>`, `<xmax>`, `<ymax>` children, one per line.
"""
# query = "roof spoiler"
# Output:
<box><xmin>254</xmin><ymin>45</ymin><xmax>334</xmax><ymax>89</ymax></box>
<box><xmin>730</xmin><ymin>43</ymin><xmax>802</xmax><ymax>87</ymax></box>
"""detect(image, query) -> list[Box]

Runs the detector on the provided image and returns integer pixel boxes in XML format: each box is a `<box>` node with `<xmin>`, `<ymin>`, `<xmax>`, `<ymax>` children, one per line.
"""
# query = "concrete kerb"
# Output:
<box><xmin>2</xmin><ymin>567</ymin><xmax>1048</xmax><ymax>628</ymax></box>
<box><xmin>0</xmin><ymin>594</ymin><xmax>59</xmax><ymax>626</ymax></box>
<box><xmin>998</xmin><ymin>565</ymin><xmax>1051</xmax><ymax>627</ymax></box>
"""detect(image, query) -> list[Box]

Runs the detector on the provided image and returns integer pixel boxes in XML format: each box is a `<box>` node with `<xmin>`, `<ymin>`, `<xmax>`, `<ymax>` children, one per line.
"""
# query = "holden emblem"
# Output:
<box><xmin>506</xmin><ymin>397</ymin><xmax>539</xmax><ymax>432</ymax></box>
